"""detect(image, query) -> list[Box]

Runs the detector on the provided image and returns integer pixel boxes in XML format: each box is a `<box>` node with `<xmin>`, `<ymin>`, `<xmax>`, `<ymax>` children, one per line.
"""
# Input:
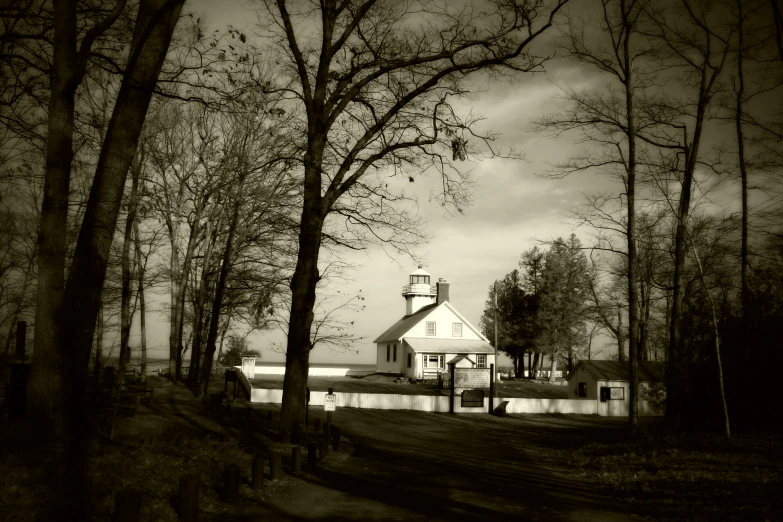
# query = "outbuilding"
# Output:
<box><xmin>567</xmin><ymin>360</ymin><xmax>665</xmax><ymax>417</ymax></box>
<box><xmin>373</xmin><ymin>267</ymin><xmax>495</xmax><ymax>381</ymax></box>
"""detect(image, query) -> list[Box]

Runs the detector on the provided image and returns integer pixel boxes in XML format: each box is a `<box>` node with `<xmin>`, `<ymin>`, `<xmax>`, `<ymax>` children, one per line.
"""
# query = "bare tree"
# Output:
<box><xmin>641</xmin><ymin>0</ymin><xmax>733</xmax><ymax>427</ymax></box>
<box><xmin>262</xmin><ymin>0</ymin><xmax>570</xmax><ymax>442</ymax></box>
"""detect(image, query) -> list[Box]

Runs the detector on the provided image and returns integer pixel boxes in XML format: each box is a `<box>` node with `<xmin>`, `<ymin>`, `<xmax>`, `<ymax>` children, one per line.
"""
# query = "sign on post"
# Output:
<box><xmin>454</xmin><ymin>368</ymin><xmax>491</xmax><ymax>389</ymax></box>
<box><xmin>461</xmin><ymin>389</ymin><xmax>484</xmax><ymax>407</ymax></box>
<box><xmin>324</xmin><ymin>393</ymin><xmax>336</xmax><ymax>411</ymax></box>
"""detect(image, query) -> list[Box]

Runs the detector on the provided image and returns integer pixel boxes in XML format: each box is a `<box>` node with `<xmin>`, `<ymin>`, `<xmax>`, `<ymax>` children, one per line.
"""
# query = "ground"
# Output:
<box><xmin>1</xmin><ymin>374</ymin><xmax>781</xmax><ymax>521</ymax></box>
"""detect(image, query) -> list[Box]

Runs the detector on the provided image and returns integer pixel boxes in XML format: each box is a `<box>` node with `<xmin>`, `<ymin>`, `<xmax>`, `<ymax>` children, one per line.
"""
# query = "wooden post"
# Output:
<box><xmin>332</xmin><ymin>426</ymin><xmax>341</xmax><ymax>451</ymax></box>
<box><xmin>318</xmin><ymin>437</ymin><xmax>327</xmax><ymax>460</ymax></box>
<box><xmin>305</xmin><ymin>387</ymin><xmax>310</xmax><ymax>427</ymax></box>
<box><xmin>270</xmin><ymin>453</ymin><xmax>282</xmax><ymax>480</ymax></box>
<box><xmin>489</xmin><ymin>364</ymin><xmax>495</xmax><ymax>415</ymax></box>
<box><xmin>307</xmin><ymin>443</ymin><xmax>317</xmax><ymax>467</ymax></box>
<box><xmin>449</xmin><ymin>363</ymin><xmax>455</xmax><ymax>414</ymax></box>
<box><xmin>114</xmin><ymin>488</ymin><xmax>140</xmax><ymax>522</ymax></box>
<box><xmin>326</xmin><ymin>387</ymin><xmax>333</xmax><ymax>441</ymax></box>
<box><xmin>224</xmin><ymin>464</ymin><xmax>240</xmax><ymax>504</ymax></box>
<box><xmin>291</xmin><ymin>446</ymin><xmax>302</xmax><ymax>472</ymax></box>
<box><xmin>251</xmin><ymin>454</ymin><xmax>264</xmax><ymax>490</ymax></box>
<box><xmin>178</xmin><ymin>474</ymin><xmax>199</xmax><ymax>522</ymax></box>
<box><xmin>14</xmin><ymin>321</ymin><xmax>26</xmax><ymax>360</ymax></box>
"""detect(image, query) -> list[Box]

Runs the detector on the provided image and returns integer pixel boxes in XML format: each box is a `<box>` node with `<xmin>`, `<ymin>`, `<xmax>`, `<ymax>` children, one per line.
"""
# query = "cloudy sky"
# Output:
<box><xmin>131</xmin><ymin>0</ymin><xmax>637</xmax><ymax>366</ymax></box>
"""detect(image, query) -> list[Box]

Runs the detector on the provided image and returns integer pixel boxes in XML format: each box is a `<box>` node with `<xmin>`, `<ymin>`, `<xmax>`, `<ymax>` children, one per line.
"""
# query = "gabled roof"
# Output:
<box><xmin>404</xmin><ymin>338</ymin><xmax>495</xmax><ymax>354</ymax></box>
<box><xmin>568</xmin><ymin>360</ymin><xmax>665</xmax><ymax>382</ymax></box>
<box><xmin>447</xmin><ymin>355</ymin><xmax>476</xmax><ymax>365</ymax></box>
<box><xmin>373</xmin><ymin>303</ymin><xmax>438</xmax><ymax>344</ymax></box>
<box><xmin>373</xmin><ymin>300</ymin><xmax>489</xmax><ymax>344</ymax></box>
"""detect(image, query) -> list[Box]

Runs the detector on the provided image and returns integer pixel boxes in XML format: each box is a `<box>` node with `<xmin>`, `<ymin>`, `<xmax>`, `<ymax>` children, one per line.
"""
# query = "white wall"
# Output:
<box><xmin>404</xmin><ymin>304</ymin><xmax>483</xmax><ymax>340</ymax></box>
<box><xmin>376</xmin><ymin>342</ymin><xmax>403</xmax><ymax>373</ymax></box>
<box><xmin>250</xmin><ymin>388</ymin><xmax>598</xmax><ymax>414</ymax></box>
<box><xmin>567</xmin><ymin>365</ymin><xmax>599</xmax><ymax>400</ymax></box>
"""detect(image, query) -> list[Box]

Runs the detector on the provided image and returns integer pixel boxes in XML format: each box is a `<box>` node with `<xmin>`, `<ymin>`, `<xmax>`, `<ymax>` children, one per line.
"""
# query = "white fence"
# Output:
<box><xmin>249</xmin><ymin>388</ymin><xmax>598</xmax><ymax>415</ymax></box>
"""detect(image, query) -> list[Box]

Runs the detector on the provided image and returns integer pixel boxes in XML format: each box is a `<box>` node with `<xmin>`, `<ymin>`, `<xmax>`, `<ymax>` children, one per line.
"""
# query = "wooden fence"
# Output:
<box><xmin>249</xmin><ymin>388</ymin><xmax>598</xmax><ymax>415</ymax></box>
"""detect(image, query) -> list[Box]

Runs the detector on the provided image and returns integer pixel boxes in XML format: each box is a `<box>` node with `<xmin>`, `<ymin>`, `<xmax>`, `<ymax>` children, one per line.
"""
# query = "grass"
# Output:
<box><xmin>545</xmin><ymin>427</ymin><xmax>783</xmax><ymax>521</ymax></box>
<box><xmin>0</xmin><ymin>376</ymin><xmax>342</xmax><ymax>521</ymax></box>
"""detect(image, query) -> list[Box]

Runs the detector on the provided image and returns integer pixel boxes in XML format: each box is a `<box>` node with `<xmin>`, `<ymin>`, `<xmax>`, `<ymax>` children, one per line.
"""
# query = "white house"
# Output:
<box><xmin>373</xmin><ymin>267</ymin><xmax>495</xmax><ymax>380</ymax></box>
<box><xmin>567</xmin><ymin>360</ymin><xmax>665</xmax><ymax>417</ymax></box>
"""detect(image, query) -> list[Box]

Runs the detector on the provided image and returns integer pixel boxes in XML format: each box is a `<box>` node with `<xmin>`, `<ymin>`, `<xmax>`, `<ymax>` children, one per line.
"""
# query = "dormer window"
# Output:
<box><xmin>410</xmin><ymin>275</ymin><xmax>430</xmax><ymax>284</ymax></box>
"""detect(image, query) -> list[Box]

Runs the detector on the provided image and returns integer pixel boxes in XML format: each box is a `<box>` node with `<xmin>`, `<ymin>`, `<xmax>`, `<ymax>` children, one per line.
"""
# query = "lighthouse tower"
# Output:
<box><xmin>402</xmin><ymin>265</ymin><xmax>437</xmax><ymax>315</ymax></box>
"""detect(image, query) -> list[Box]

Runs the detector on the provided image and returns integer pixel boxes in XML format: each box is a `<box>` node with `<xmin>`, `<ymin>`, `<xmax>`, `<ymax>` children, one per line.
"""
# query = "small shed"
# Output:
<box><xmin>567</xmin><ymin>360</ymin><xmax>665</xmax><ymax>417</ymax></box>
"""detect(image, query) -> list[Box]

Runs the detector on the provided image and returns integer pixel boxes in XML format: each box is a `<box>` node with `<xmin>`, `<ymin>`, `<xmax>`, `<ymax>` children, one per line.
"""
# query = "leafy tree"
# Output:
<box><xmin>218</xmin><ymin>336</ymin><xmax>261</xmax><ymax>367</ymax></box>
<box><xmin>537</xmin><ymin>234</ymin><xmax>592</xmax><ymax>382</ymax></box>
<box><xmin>480</xmin><ymin>270</ymin><xmax>537</xmax><ymax>378</ymax></box>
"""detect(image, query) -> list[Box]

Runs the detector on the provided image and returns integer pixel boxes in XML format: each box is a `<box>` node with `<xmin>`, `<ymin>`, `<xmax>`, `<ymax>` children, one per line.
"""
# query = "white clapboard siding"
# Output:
<box><xmin>250</xmin><ymin>388</ymin><xmax>597</xmax><ymax>415</ymax></box>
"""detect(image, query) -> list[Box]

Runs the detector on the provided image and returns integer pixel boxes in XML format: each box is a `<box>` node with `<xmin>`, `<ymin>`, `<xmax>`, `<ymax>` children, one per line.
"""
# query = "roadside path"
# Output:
<box><xmin>262</xmin><ymin>408</ymin><xmax>632</xmax><ymax>521</ymax></box>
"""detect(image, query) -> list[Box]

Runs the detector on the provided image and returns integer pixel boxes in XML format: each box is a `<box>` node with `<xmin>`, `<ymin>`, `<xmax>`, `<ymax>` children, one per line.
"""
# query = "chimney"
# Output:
<box><xmin>436</xmin><ymin>278</ymin><xmax>450</xmax><ymax>305</ymax></box>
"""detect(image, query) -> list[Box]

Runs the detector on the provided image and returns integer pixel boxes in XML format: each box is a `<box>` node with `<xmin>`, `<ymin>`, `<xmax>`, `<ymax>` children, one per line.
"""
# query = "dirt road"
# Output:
<box><xmin>262</xmin><ymin>408</ymin><xmax>632</xmax><ymax>521</ymax></box>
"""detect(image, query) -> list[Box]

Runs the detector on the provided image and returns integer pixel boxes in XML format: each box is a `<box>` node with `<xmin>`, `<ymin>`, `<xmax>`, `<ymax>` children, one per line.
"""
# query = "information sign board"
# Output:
<box><xmin>609</xmin><ymin>387</ymin><xmax>624</xmax><ymax>400</ymax></box>
<box><xmin>461</xmin><ymin>389</ymin><xmax>484</xmax><ymax>407</ymax></box>
<box><xmin>324</xmin><ymin>393</ymin><xmax>336</xmax><ymax>411</ymax></box>
<box><xmin>454</xmin><ymin>368</ymin><xmax>491</xmax><ymax>389</ymax></box>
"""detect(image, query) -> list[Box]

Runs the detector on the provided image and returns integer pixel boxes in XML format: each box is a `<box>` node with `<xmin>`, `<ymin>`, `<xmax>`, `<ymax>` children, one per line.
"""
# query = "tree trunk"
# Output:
<box><xmin>279</xmin><ymin>163</ymin><xmax>325</xmax><ymax>443</ymax></box>
<box><xmin>119</xmin><ymin>161</ymin><xmax>140</xmax><ymax>387</ymax></box>
<box><xmin>531</xmin><ymin>352</ymin><xmax>539</xmax><ymax>379</ymax></box>
<box><xmin>171</xmin><ymin>198</ymin><xmax>206</xmax><ymax>379</ymax></box>
<box><xmin>199</xmin><ymin>181</ymin><xmax>245</xmax><ymax>398</ymax></box>
<box><xmin>56</xmin><ymin>2</ymin><xmax>185</xmax><ymax>518</ymax></box>
<box><xmin>623</xmin><ymin>3</ymin><xmax>640</xmax><ymax>435</ymax></box>
<box><xmin>735</xmin><ymin>1</ymin><xmax>750</xmax><ymax>361</ymax></box>
<box><xmin>133</xmin><ymin>219</ymin><xmax>148</xmax><ymax>384</ymax></box>
<box><xmin>94</xmin><ymin>299</ymin><xmax>104</xmax><ymax>383</ymax></box>
<box><xmin>215</xmin><ymin>316</ymin><xmax>230</xmax><ymax>373</ymax></box>
<box><xmin>28</xmin><ymin>0</ymin><xmax>78</xmax><ymax>437</ymax></box>
<box><xmin>617</xmin><ymin>308</ymin><xmax>626</xmax><ymax>362</ymax></box>
<box><xmin>187</xmin><ymin>219</ymin><xmax>216</xmax><ymax>388</ymax></box>
<box><xmin>548</xmin><ymin>354</ymin><xmax>557</xmax><ymax>384</ymax></box>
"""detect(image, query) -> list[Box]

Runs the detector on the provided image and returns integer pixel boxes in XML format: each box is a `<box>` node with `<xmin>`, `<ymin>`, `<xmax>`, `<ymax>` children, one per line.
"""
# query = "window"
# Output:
<box><xmin>410</xmin><ymin>275</ymin><xmax>430</xmax><ymax>284</ymax></box>
<box><xmin>407</xmin><ymin>353</ymin><xmax>412</xmax><ymax>368</ymax></box>
<box><xmin>476</xmin><ymin>354</ymin><xmax>486</xmax><ymax>368</ymax></box>
<box><xmin>426</xmin><ymin>321</ymin><xmax>436</xmax><ymax>336</ymax></box>
<box><xmin>452</xmin><ymin>323</ymin><xmax>463</xmax><ymax>337</ymax></box>
<box><xmin>386</xmin><ymin>344</ymin><xmax>390</xmax><ymax>362</ymax></box>
<box><xmin>578</xmin><ymin>382</ymin><xmax>587</xmax><ymax>398</ymax></box>
<box><xmin>423</xmin><ymin>354</ymin><xmax>444</xmax><ymax>368</ymax></box>
<box><xmin>393</xmin><ymin>344</ymin><xmax>397</xmax><ymax>362</ymax></box>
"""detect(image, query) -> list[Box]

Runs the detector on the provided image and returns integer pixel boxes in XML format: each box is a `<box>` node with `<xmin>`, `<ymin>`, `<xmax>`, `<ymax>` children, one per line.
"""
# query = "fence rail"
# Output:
<box><xmin>249</xmin><ymin>388</ymin><xmax>598</xmax><ymax>415</ymax></box>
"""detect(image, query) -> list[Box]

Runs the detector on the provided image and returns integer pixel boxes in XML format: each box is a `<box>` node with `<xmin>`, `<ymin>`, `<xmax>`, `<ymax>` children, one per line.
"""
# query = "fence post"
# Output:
<box><xmin>269</xmin><ymin>453</ymin><xmax>282</xmax><ymax>481</ymax></box>
<box><xmin>251</xmin><ymin>454</ymin><xmax>264</xmax><ymax>490</ymax></box>
<box><xmin>326</xmin><ymin>387</ymin><xmax>333</xmax><ymax>441</ymax></box>
<box><xmin>8</xmin><ymin>322</ymin><xmax>29</xmax><ymax>421</ymax></box>
<box><xmin>224</xmin><ymin>464</ymin><xmax>240</xmax><ymax>504</ymax></box>
<box><xmin>178</xmin><ymin>474</ymin><xmax>199</xmax><ymax>522</ymax></box>
<box><xmin>489</xmin><ymin>363</ymin><xmax>495</xmax><ymax>415</ymax></box>
<box><xmin>291</xmin><ymin>446</ymin><xmax>302</xmax><ymax>473</ymax></box>
<box><xmin>332</xmin><ymin>426</ymin><xmax>341</xmax><ymax>451</ymax></box>
<box><xmin>449</xmin><ymin>363</ymin><xmax>455</xmax><ymax>414</ymax></box>
<box><xmin>14</xmin><ymin>321</ymin><xmax>26</xmax><ymax>360</ymax></box>
<box><xmin>305</xmin><ymin>387</ymin><xmax>310</xmax><ymax>427</ymax></box>
<box><xmin>318</xmin><ymin>437</ymin><xmax>328</xmax><ymax>460</ymax></box>
<box><xmin>113</xmin><ymin>488</ymin><xmax>140</xmax><ymax>522</ymax></box>
<box><xmin>307</xmin><ymin>443</ymin><xmax>317</xmax><ymax>467</ymax></box>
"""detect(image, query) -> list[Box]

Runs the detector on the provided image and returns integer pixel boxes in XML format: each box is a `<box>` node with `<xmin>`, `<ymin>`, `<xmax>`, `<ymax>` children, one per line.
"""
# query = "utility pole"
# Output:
<box><xmin>494</xmin><ymin>281</ymin><xmax>498</xmax><ymax>384</ymax></box>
